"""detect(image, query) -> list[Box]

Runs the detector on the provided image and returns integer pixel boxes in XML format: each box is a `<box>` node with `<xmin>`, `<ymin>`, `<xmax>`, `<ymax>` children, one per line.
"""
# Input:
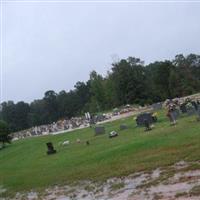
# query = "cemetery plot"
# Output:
<box><xmin>94</xmin><ymin>126</ymin><xmax>105</xmax><ymax>135</ymax></box>
<box><xmin>136</xmin><ymin>112</ymin><xmax>157</xmax><ymax>126</ymax></box>
<box><xmin>1</xmin><ymin>109</ymin><xmax>200</xmax><ymax>198</ymax></box>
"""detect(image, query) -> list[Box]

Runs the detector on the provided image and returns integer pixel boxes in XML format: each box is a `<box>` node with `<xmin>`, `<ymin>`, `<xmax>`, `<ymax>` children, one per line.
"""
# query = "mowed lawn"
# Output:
<box><xmin>1</xmin><ymin>110</ymin><xmax>200</xmax><ymax>194</ymax></box>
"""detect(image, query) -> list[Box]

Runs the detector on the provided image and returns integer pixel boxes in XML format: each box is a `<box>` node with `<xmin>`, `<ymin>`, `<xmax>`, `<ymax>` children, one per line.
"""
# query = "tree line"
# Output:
<box><xmin>0</xmin><ymin>53</ymin><xmax>200</xmax><ymax>132</ymax></box>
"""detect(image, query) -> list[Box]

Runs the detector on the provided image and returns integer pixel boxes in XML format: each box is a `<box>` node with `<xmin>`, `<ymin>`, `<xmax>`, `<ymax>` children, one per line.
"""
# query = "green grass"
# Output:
<box><xmin>110</xmin><ymin>182</ymin><xmax>125</xmax><ymax>191</ymax></box>
<box><xmin>189</xmin><ymin>185</ymin><xmax>200</xmax><ymax>196</ymax></box>
<box><xmin>1</xmin><ymin>110</ymin><xmax>200</xmax><ymax>195</ymax></box>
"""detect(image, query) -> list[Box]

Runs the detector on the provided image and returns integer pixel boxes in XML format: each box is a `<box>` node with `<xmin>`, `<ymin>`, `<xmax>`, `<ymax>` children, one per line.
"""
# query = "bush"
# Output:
<box><xmin>0</xmin><ymin>120</ymin><xmax>12</xmax><ymax>148</ymax></box>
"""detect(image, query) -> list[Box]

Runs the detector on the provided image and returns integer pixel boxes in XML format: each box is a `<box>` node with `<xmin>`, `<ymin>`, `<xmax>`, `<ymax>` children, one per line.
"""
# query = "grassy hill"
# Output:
<box><xmin>1</xmin><ymin>110</ymin><xmax>200</xmax><ymax>196</ymax></box>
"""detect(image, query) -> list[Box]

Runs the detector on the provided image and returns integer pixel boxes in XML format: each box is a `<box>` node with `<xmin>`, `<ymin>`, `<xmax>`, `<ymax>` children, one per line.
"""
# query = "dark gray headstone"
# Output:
<box><xmin>187</xmin><ymin>107</ymin><xmax>196</xmax><ymax>116</ymax></box>
<box><xmin>46</xmin><ymin>142</ymin><xmax>56</xmax><ymax>155</ymax></box>
<box><xmin>95</xmin><ymin>114</ymin><xmax>105</xmax><ymax>122</ymax></box>
<box><xmin>144</xmin><ymin>119</ymin><xmax>152</xmax><ymax>131</ymax></box>
<box><xmin>89</xmin><ymin>118</ymin><xmax>96</xmax><ymax>125</ymax></box>
<box><xmin>71</xmin><ymin>121</ymin><xmax>79</xmax><ymax>128</ymax></box>
<box><xmin>136</xmin><ymin>113</ymin><xmax>153</xmax><ymax>126</ymax></box>
<box><xmin>120</xmin><ymin>124</ymin><xmax>128</xmax><ymax>130</ymax></box>
<box><xmin>180</xmin><ymin>104</ymin><xmax>187</xmax><ymax>113</ymax></box>
<box><xmin>170</xmin><ymin>111</ymin><xmax>178</xmax><ymax>122</ymax></box>
<box><xmin>197</xmin><ymin>105</ymin><xmax>200</xmax><ymax>118</ymax></box>
<box><xmin>192</xmin><ymin>101</ymin><xmax>198</xmax><ymax>111</ymax></box>
<box><xmin>174</xmin><ymin>109</ymin><xmax>180</xmax><ymax>119</ymax></box>
<box><xmin>152</xmin><ymin>103</ymin><xmax>162</xmax><ymax>111</ymax></box>
<box><xmin>94</xmin><ymin>126</ymin><xmax>105</xmax><ymax>135</ymax></box>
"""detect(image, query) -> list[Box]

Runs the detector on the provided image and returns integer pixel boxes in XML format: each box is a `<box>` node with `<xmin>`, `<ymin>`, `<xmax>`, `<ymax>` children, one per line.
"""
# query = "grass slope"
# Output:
<box><xmin>1</xmin><ymin>110</ymin><xmax>200</xmax><ymax>195</ymax></box>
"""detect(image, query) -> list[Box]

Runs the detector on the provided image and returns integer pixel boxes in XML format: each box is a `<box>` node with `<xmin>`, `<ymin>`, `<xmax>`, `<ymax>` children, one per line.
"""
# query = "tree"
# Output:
<box><xmin>74</xmin><ymin>81</ymin><xmax>91</xmax><ymax>113</ymax></box>
<box><xmin>172</xmin><ymin>54</ymin><xmax>200</xmax><ymax>96</ymax></box>
<box><xmin>43</xmin><ymin>90</ymin><xmax>58</xmax><ymax>123</ymax></box>
<box><xmin>28</xmin><ymin>99</ymin><xmax>48</xmax><ymax>126</ymax></box>
<box><xmin>89</xmin><ymin>71</ymin><xmax>106</xmax><ymax>112</ymax></box>
<box><xmin>0</xmin><ymin>120</ymin><xmax>11</xmax><ymax>148</ymax></box>
<box><xmin>110</xmin><ymin>57</ymin><xmax>146</xmax><ymax>105</ymax></box>
<box><xmin>146</xmin><ymin>61</ymin><xmax>173</xmax><ymax>101</ymax></box>
<box><xmin>0</xmin><ymin>101</ymin><xmax>30</xmax><ymax>132</ymax></box>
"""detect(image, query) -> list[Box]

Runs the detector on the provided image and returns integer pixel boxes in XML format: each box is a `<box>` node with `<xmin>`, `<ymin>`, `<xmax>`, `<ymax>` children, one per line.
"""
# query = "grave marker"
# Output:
<box><xmin>94</xmin><ymin>126</ymin><xmax>105</xmax><ymax>135</ymax></box>
<box><xmin>152</xmin><ymin>102</ymin><xmax>162</xmax><ymax>111</ymax></box>
<box><xmin>46</xmin><ymin>142</ymin><xmax>56</xmax><ymax>155</ymax></box>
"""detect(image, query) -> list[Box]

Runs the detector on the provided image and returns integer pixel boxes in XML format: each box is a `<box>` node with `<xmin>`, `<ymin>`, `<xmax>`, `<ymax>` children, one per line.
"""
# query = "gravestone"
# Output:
<box><xmin>144</xmin><ymin>119</ymin><xmax>152</xmax><ymax>131</ymax></box>
<box><xmin>192</xmin><ymin>101</ymin><xmax>198</xmax><ymax>111</ymax></box>
<box><xmin>109</xmin><ymin>131</ymin><xmax>118</xmax><ymax>138</ymax></box>
<box><xmin>46</xmin><ymin>142</ymin><xmax>56</xmax><ymax>155</ymax></box>
<box><xmin>94</xmin><ymin>126</ymin><xmax>105</xmax><ymax>135</ymax></box>
<box><xmin>152</xmin><ymin>102</ymin><xmax>162</xmax><ymax>111</ymax></box>
<box><xmin>95</xmin><ymin>114</ymin><xmax>105</xmax><ymax>122</ymax></box>
<box><xmin>173</xmin><ymin>109</ymin><xmax>180</xmax><ymax>119</ymax></box>
<box><xmin>120</xmin><ymin>124</ymin><xmax>128</xmax><ymax>130</ymax></box>
<box><xmin>136</xmin><ymin>113</ymin><xmax>153</xmax><ymax>126</ymax></box>
<box><xmin>169</xmin><ymin>111</ymin><xmax>178</xmax><ymax>122</ymax></box>
<box><xmin>180</xmin><ymin>104</ymin><xmax>187</xmax><ymax>113</ymax></box>
<box><xmin>71</xmin><ymin>121</ymin><xmax>79</xmax><ymax>128</ymax></box>
<box><xmin>197</xmin><ymin>105</ymin><xmax>200</xmax><ymax>119</ymax></box>
<box><xmin>89</xmin><ymin>118</ymin><xmax>96</xmax><ymax>126</ymax></box>
<box><xmin>186</xmin><ymin>107</ymin><xmax>196</xmax><ymax>116</ymax></box>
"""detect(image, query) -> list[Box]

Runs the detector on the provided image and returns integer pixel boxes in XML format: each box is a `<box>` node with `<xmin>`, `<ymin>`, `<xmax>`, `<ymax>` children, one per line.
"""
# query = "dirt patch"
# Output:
<box><xmin>3</xmin><ymin>160</ymin><xmax>200</xmax><ymax>200</ymax></box>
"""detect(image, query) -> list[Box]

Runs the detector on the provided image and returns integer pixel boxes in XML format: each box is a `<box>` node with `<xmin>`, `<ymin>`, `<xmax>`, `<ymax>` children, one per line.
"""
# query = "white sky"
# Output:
<box><xmin>1</xmin><ymin>1</ymin><xmax>200</xmax><ymax>102</ymax></box>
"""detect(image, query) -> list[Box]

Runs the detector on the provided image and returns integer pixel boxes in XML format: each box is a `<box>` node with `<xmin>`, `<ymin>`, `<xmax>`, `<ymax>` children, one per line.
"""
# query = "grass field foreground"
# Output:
<box><xmin>1</xmin><ymin>110</ymin><xmax>200</xmax><ymax>195</ymax></box>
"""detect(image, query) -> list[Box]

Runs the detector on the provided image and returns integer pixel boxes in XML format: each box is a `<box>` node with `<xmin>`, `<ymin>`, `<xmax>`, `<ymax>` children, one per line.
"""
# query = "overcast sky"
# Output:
<box><xmin>1</xmin><ymin>1</ymin><xmax>200</xmax><ymax>103</ymax></box>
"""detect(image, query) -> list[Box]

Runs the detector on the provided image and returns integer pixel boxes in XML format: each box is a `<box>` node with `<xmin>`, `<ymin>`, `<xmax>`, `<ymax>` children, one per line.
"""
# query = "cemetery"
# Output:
<box><xmin>1</xmin><ymin>96</ymin><xmax>200</xmax><ymax>199</ymax></box>
<box><xmin>1</xmin><ymin>1</ymin><xmax>200</xmax><ymax>197</ymax></box>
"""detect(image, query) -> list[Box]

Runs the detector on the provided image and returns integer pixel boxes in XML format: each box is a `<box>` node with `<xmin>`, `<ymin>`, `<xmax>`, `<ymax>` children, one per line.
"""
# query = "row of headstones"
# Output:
<box><xmin>170</xmin><ymin>105</ymin><xmax>200</xmax><ymax>122</ymax></box>
<box><xmin>46</xmin><ymin>139</ymin><xmax>90</xmax><ymax>155</ymax></box>
<box><xmin>46</xmin><ymin>124</ymin><xmax>129</xmax><ymax>155</ymax></box>
<box><xmin>46</xmin><ymin>106</ymin><xmax>200</xmax><ymax>155</ymax></box>
<box><xmin>153</xmin><ymin>101</ymin><xmax>200</xmax><ymax>118</ymax></box>
<box><xmin>180</xmin><ymin>104</ymin><xmax>200</xmax><ymax>116</ymax></box>
<box><xmin>94</xmin><ymin>124</ymin><xmax>128</xmax><ymax>135</ymax></box>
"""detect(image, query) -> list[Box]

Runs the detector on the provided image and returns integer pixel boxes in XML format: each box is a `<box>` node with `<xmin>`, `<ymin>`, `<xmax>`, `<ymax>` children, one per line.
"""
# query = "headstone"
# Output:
<box><xmin>136</xmin><ymin>113</ymin><xmax>153</xmax><ymax>126</ymax></box>
<box><xmin>95</xmin><ymin>114</ymin><xmax>106</xmax><ymax>122</ymax></box>
<box><xmin>170</xmin><ymin>111</ymin><xmax>178</xmax><ymax>122</ymax></box>
<box><xmin>152</xmin><ymin>103</ymin><xmax>162</xmax><ymax>111</ymax></box>
<box><xmin>120</xmin><ymin>124</ymin><xmax>128</xmax><ymax>130</ymax></box>
<box><xmin>89</xmin><ymin>118</ymin><xmax>96</xmax><ymax>126</ymax></box>
<box><xmin>192</xmin><ymin>101</ymin><xmax>198</xmax><ymax>111</ymax></box>
<box><xmin>46</xmin><ymin>142</ymin><xmax>56</xmax><ymax>155</ymax></box>
<box><xmin>94</xmin><ymin>126</ymin><xmax>105</xmax><ymax>135</ymax></box>
<box><xmin>109</xmin><ymin>131</ymin><xmax>118</xmax><ymax>138</ymax></box>
<box><xmin>144</xmin><ymin>119</ymin><xmax>152</xmax><ymax>131</ymax></box>
<box><xmin>197</xmin><ymin>105</ymin><xmax>200</xmax><ymax>119</ymax></box>
<box><xmin>71</xmin><ymin>121</ymin><xmax>78</xmax><ymax>128</ymax></box>
<box><xmin>85</xmin><ymin>112</ymin><xmax>91</xmax><ymax>120</ymax></box>
<box><xmin>173</xmin><ymin>109</ymin><xmax>180</xmax><ymax>119</ymax></box>
<box><xmin>180</xmin><ymin>104</ymin><xmax>187</xmax><ymax>113</ymax></box>
<box><xmin>186</xmin><ymin>107</ymin><xmax>196</xmax><ymax>116</ymax></box>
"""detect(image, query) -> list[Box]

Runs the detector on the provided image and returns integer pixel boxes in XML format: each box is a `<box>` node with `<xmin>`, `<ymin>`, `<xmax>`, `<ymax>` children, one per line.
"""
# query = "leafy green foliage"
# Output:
<box><xmin>0</xmin><ymin>53</ymin><xmax>200</xmax><ymax>132</ymax></box>
<box><xmin>0</xmin><ymin>120</ymin><xmax>11</xmax><ymax>148</ymax></box>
